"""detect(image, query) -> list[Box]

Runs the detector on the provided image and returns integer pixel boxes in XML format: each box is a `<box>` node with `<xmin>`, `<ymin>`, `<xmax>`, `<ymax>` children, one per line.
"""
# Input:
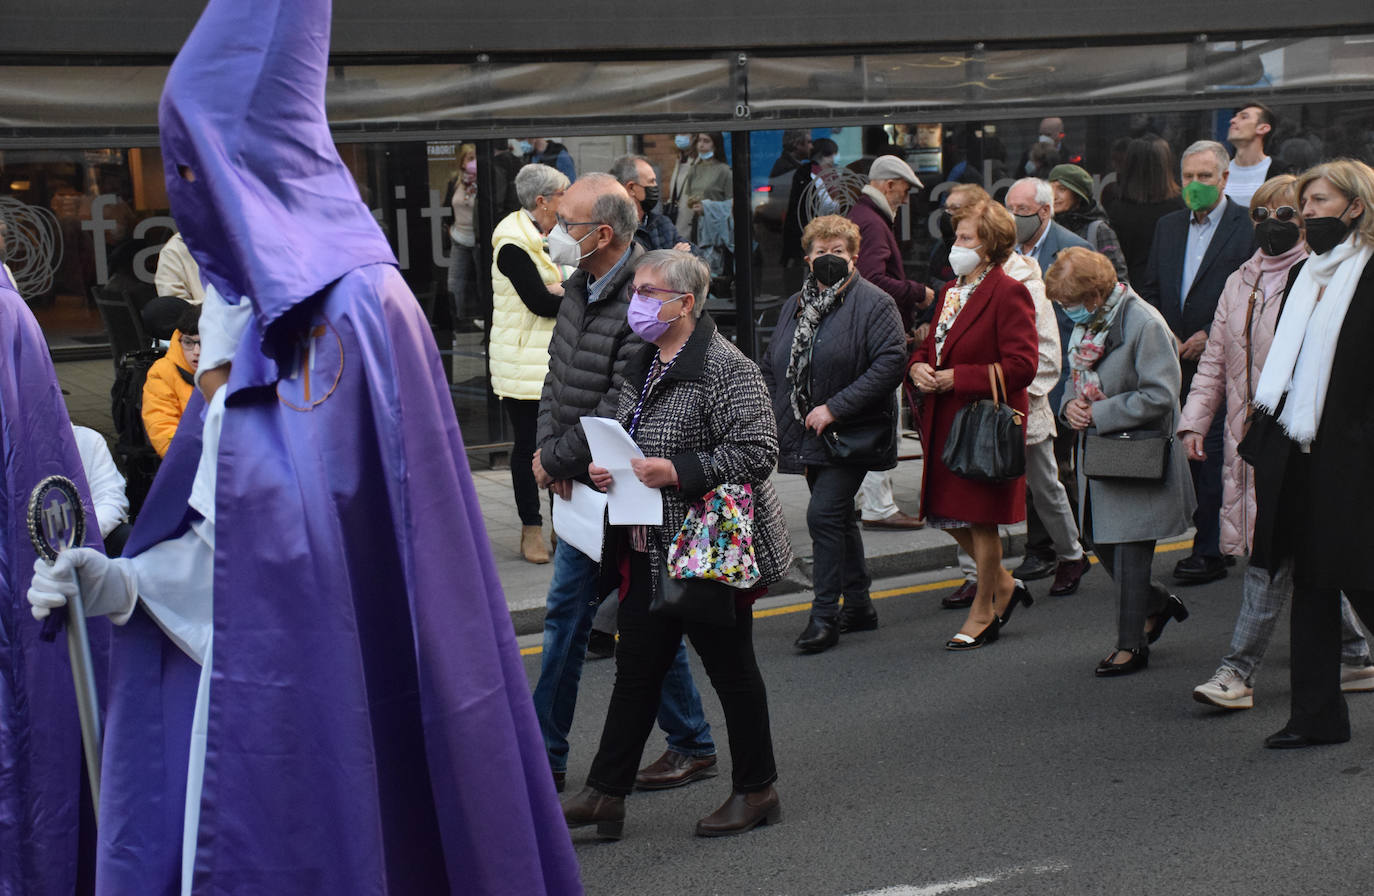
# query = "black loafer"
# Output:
<box><xmin>1012</xmin><ymin>554</ymin><xmax>1057</xmax><ymax>581</ymax></box>
<box><xmin>794</xmin><ymin>616</ymin><xmax>839</xmax><ymax>653</ymax></box>
<box><xmin>1173</xmin><ymin>554</ymin><xmax>1228</xmax><ymax>584</ymax></box>
<box><xmin>1264</xmin><ymin>729</ymin><xmax>1349</xmax><ymax>749</ymax></box>
<box><xmin>838</xmin><ymin>605</ymin><xmax>879</xmax><ymax>633</ymax></box>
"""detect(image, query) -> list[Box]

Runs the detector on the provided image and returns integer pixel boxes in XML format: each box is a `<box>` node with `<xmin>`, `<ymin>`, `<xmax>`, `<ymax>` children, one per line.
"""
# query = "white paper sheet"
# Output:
<box><xmin>551</xmin><ymin>481</ymin><xmax>608</xmax><ymax>560</ymax></box>
<box><xmin>580</xmin><ymin>416</ymin><xmax>664</xmax><ymax>525</ymax></box>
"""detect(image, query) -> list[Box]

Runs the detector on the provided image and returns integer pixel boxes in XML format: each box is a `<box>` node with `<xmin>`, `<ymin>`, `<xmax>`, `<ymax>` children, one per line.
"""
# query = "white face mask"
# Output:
<box><xmin>948</xmin><ymin>245</ymin><xmax>984</xmax><ymax>277</ymax></box>
<box><xmin>547</xmin><ymin>222</ymin><xmax>597</xmax><ymax>267</ymax></box>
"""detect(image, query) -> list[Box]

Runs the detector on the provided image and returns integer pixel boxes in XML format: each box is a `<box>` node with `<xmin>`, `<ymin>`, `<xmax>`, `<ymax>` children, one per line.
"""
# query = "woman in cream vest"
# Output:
<box><xmin>491</xmin><ymin>163</ymin><xmax>570</xmax><ymax>563</ymax></box>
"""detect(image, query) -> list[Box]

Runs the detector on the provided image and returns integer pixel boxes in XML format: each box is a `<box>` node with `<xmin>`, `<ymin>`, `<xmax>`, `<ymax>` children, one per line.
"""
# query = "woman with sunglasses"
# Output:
<box><xmin>1247</xmin><ymin>159</ymin><xmax>1374</xmax><ymax>748</ymax></box>
<box><xmin>1182</xmin><ymin>175</ymin><xmax>1374</xmax><ymax>710</ymax></box>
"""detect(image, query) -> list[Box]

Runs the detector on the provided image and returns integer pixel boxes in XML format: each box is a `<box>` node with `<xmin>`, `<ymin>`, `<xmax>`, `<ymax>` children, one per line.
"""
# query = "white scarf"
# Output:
<box><xmin>1252</xmin><ymin>235</ymin><xmax>1373</xmax><ymax>446</ymax></box>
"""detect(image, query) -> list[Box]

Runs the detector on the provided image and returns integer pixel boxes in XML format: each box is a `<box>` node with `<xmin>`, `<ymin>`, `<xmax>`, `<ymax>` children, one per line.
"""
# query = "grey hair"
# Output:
<box><xmin>1012</xmin><ymin>177</ymin><xmax>1054</xmax><ymax>213</ymax></box>
<box><xmin>635</xmin><ymin>249</ymin><xmax>710</xmax><ymax>318</ymax></box>
<box><xmin>1181</xmin><ymin>140</ymin><xmax>1231</xmax><ymax>175</ymax></box>
<box><xmin>609</xmin><ymin>154</ymin><xmax>651</xmax><ymax>186</ymax></box>
<box><xmin>515</xmin><ymin>164</ymin><xmax>570</xmax><ymax>211</ymax></box>
<box><xmin>579</xmin><ymin>172</ymin><xmax>640</xmax><ymax>244</ymax></box>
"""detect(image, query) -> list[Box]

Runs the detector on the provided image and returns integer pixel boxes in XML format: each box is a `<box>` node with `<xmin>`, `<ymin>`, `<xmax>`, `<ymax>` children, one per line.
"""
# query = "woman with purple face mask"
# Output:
<box><xmin>566</xmin><ymin>250</ymin><xmax>791</xmax><ymax>840</ymax></box>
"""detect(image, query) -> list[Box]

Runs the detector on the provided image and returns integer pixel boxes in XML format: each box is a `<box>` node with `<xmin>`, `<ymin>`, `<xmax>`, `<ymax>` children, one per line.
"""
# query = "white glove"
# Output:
<box><xmin>195</xmin><ymin>281</ymin><xmax>253</xmax><ymax>390</ymax></box>
<box><xmin>29</xmin><ymin>548</ymin><xmax>138</xmax><ymax>625</ymax></box>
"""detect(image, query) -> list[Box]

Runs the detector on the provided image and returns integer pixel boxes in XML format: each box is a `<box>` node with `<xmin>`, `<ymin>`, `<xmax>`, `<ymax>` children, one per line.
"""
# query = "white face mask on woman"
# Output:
<box><xmin>948</xmin><ymin>245</ymin><xmax>984</xmax><ymax>277</ymax></box>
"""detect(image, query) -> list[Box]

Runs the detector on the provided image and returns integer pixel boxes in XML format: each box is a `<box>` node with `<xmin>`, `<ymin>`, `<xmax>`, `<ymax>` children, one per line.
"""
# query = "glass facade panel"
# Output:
<box><xmin>3</xmin><ymin>31</ymin><xmax>1373</xmax><ymax>461</ymax></box>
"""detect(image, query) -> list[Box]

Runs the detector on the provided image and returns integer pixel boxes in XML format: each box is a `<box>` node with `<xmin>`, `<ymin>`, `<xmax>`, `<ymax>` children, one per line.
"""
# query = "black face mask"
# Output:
<box><xmin>1255</xmin><ymin>219</ymin><xmax>1302</xmax><ymax>257</ymax></box>
<box><xmin>938</xmin><ymin>211</ymin><xmax>955</xmax><ymax>242</ymax></box>
<box><xmin>811</xmin><ymin>254</ymin><xmax>850</xmax><ymax>288</ymax></box>
<box><xmin>1303</xmin><ymin>205</ymin><xmax>1354</xmax><ymax>256</ymax></box>
<box><xmin>639</xmin><ymin>184</ymin><xmax>661</xmax><ymax>216</ymax></box>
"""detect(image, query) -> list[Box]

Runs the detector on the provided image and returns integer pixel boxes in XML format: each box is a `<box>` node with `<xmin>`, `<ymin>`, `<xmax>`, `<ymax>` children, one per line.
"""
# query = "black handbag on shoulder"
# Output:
<box><xmin>940</xmin><ymin>363</ymin><xmax>1026</xmax><ymax>482</ymax></box>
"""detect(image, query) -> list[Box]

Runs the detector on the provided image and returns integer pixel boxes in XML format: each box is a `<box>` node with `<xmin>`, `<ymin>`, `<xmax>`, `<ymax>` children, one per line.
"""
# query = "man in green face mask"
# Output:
<box><xmin>1138</xmin><ymin>139</ymin><xmax>1256</xmax><ymax>585</ymax></box>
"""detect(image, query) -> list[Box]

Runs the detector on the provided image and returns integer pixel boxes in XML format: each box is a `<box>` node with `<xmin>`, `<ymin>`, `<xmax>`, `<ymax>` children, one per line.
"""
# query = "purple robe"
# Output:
<box><xmin>0</xmin><ymin>277</ymin><xmax>107</xmax><ymax>896</ymax></box>
<box><xmin>90</xmin><ymin>0</ymin><xmax>583</xmax><ymax>891</ymax></box>
<box><xmin>96</xmin><ymin>396</ymin><xmax>202</xmax><ymax>895</ymax></box>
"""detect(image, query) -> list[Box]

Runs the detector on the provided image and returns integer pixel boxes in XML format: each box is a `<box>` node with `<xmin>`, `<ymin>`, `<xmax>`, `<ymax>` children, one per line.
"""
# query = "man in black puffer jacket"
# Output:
<box><xmin>532</xmin><ymin>173</ymin><xmax>719</xmax><ymax>797</ymax></box>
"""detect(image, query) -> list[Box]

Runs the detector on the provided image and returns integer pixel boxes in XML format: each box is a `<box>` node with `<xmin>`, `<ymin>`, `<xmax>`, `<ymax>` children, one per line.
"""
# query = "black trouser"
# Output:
<box><xmin>1281</xmin><ymin>450</ymin><xmax>1374</xmax><ymax>740</ymax></box>
<box><xmin>1287</xmin><ymin>586</ymin><xmax>1374</xmax><ymax>741</ymax></box>
<box><xmin>503</xmin><ymin>397</ymin><xmax>542</xmax><ymax>526</ymax></box>
<box><xmin>587</xmin><ymin>551</ymin><xmax>776</xmax><ymax>797</ymax></box>
<box><xmin>804</xmin><ymin>464</ymin><xmax>872</xmax><ymax>620</ymax></box>
<box><xmin>1092</xmin><ymin>540</ymin><xmax>1171</xmax><ymax>651</ymax></box>
<box><xmin>1025</xmin><ymin>427</ymin><xmax>1079</xmax><ymax>561</ymax></box>
<box><xmin>1186</xmin><ymin>410</ymin><xmax>1225</xmax><ymax>559</ymax></box>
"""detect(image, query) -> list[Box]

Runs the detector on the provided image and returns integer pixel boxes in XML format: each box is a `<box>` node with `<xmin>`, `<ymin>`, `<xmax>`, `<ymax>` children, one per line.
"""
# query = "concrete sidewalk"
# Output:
<box><xmin>474</xmin><ymin>457</ymin><xmax>1027</xmax><ymax>636</ymax></box>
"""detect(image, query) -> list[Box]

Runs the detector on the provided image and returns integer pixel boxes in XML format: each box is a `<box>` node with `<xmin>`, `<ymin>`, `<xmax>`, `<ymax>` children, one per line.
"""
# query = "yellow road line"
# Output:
<box><xmin>518</xmin><ymin>539</ymin><xmax>1194</xmax><ymax>656</ymax></box>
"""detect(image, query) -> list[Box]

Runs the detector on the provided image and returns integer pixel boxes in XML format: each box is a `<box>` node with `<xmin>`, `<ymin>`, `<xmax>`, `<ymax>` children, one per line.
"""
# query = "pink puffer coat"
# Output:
<box><xmin>1177</xmin><ymin>242</ymin><xmax>1306</xmax><ymax>555</ymax></box>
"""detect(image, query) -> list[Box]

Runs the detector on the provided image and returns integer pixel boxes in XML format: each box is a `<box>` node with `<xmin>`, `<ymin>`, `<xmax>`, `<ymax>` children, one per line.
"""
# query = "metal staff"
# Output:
<box><xmin>28</xmin><ymin>474</ymin><xmax>102</xmax><ymax>814</ymax></box>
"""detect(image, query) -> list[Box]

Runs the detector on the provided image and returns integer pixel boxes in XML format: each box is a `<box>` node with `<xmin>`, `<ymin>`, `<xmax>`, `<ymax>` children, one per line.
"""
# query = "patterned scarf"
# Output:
<box><xmin>1066</xmin><ymin>282</ymin><xmax>1128</xmax><ymax>401</ymax></box>
<box><xmin>934</xmin><ymin>265</ymin><xmax>992</xmax><ymax>364</ymax></box>
<box><xmin>786</xmin><ymin>270</ymin><xmax>853</xmax><ymax>423</ymax></box>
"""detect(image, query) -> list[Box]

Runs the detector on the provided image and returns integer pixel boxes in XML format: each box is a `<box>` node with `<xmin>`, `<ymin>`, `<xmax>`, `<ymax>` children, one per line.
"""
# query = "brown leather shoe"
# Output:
<box><xmin>695</xmin><ymin>786</ymin><xmax>781</xmax><ymax>837</ymax></box>
<box><xmin>635</xmin><ymin>750</ymin><xmax>718</xmax><ymax>790</ymax></box>
<box><xmin>1048</xmin><ymin>555</ymin><xmax>1092</xmax><ymax>596</ymax></box>
<box><xmin>861</xmin><ymin>510</ymin><xmax>926</xmax><ymax>531</ymax></box>
<box><xmin>562</xmin><ymin>786</ymin><xmax>625</xmax><ymax>840</ymax></box>
<box><xmin>940</xmin><ymin>580</ymin><xmax>977</xmax><ymax>609</ymax></box>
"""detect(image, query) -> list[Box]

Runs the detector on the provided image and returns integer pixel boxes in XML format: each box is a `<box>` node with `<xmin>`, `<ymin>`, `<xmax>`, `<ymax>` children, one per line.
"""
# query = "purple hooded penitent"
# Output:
<box><xmin>0</xmin><ymin>274</ymin><xmax>107</xmax><ymax>896</ymax></box>
<box><xmin>89</xmin><ymin>0</ymin><xmax>583</xmax><ymax>891</ymax></box>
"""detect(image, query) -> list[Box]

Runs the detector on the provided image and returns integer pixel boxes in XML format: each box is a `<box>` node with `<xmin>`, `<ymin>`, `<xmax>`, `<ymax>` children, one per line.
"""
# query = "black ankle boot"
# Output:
<box><xmin>794</xmin><ymin>615</ymin><xmax>839</xmax><ymax>653</ymax></box>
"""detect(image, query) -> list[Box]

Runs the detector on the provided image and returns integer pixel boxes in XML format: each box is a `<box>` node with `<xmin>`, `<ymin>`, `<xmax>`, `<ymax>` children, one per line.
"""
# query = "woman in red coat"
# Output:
<box><xmin>909</xmin><ymin>200</ymin><xmax>1039</xmax><ymax>649</ymax></box>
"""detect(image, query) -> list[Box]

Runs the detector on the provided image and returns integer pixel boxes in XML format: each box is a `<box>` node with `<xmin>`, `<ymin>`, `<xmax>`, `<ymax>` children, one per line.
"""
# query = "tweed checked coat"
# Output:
<box><xmin>605</xmin><ymin>314</ymin><xmax>793</xmax><ymax>595</ymax></box>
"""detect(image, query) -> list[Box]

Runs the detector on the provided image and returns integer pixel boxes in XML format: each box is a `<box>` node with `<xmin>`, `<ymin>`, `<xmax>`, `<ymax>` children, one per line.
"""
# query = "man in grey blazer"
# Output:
<box><xmin>1137</xmin><ymin>140</ymin><xmax>1256</xmax><ymax>584</ymax></box>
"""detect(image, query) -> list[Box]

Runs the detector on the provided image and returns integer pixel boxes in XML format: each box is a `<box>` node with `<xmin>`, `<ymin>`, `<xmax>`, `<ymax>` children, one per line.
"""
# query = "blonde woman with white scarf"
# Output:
<box><xmin>1246</xmin><ymin>159</ymin><xmax>1374</xmax><ymax>750</ymax></box>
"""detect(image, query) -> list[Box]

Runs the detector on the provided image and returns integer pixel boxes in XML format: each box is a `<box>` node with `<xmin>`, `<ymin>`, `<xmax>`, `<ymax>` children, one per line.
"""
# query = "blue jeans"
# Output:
<box><xmin>532</xmin><ymin>541</ymin><xmax>714</xmax><ymax>773</ymax></box>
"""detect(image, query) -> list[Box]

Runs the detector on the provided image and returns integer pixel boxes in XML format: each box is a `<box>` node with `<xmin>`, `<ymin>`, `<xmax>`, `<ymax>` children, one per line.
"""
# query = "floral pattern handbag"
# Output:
<box><xmin>666</xmin><ymin>484</ymin><xmax>760</xmax><ymax>589</ymax></box>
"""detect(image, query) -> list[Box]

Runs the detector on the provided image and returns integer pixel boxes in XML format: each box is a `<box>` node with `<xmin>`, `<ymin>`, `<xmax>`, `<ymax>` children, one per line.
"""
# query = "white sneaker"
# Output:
<box><xmin>1193</xmin><ymin>667</ymin><xmax>1254</xmax><ymax>710</ymax></box>
<box><xmin>1341</xmin><ymin>664</ymin><xmax>1374</xmax><ymax>693</ymax></box>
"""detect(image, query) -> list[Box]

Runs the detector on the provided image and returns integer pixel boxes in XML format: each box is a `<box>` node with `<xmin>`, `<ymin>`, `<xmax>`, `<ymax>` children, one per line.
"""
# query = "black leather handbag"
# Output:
<box><xmin>820</xmin><ymin>396</ymin><xmax>896</xmax><ymax>467</ymax></box>
<box><xmin>650</xmin><ymin>561</ymin><xmax>737</xmax><ymax>628</ymax></box>
<box><xmin>940</xmin><ymin>363</ymin><xmax>1026</xmax><ymax>482</ymax></box>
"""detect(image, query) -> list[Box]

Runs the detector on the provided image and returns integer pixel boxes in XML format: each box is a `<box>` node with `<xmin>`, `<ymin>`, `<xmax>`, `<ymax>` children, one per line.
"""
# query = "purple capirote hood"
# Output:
<box><xmin>157</xmin><ymin>0</ymin><xmax>395</xmax><ymax>336</ymax></box>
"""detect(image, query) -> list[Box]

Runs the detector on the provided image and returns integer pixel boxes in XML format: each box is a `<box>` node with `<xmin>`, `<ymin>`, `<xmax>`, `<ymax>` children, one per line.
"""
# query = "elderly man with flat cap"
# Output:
<box><xmin>845</xmin><ymin>154</ymin><xmax>932</xmax><ymax>531</ymax></box>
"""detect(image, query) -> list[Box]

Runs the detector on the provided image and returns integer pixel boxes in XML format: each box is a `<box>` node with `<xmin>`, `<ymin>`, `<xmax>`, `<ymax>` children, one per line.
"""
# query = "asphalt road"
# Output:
<box><xmin>521</xmin><ymin>547</ymin><xmax>1374</xmax><ymax>895</ymax></box>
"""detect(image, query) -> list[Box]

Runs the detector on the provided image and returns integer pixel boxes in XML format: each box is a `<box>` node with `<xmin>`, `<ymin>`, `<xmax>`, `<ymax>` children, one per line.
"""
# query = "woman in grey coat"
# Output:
<box><xmin>1047</xmin><ymin>248</ymin><xmax>1196</xmax><ymax>676</ymax></box>
<box><xmin>762</xmin><ymin>215</ymin><xmax>907</xmax><ymax>654</ymax></box>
